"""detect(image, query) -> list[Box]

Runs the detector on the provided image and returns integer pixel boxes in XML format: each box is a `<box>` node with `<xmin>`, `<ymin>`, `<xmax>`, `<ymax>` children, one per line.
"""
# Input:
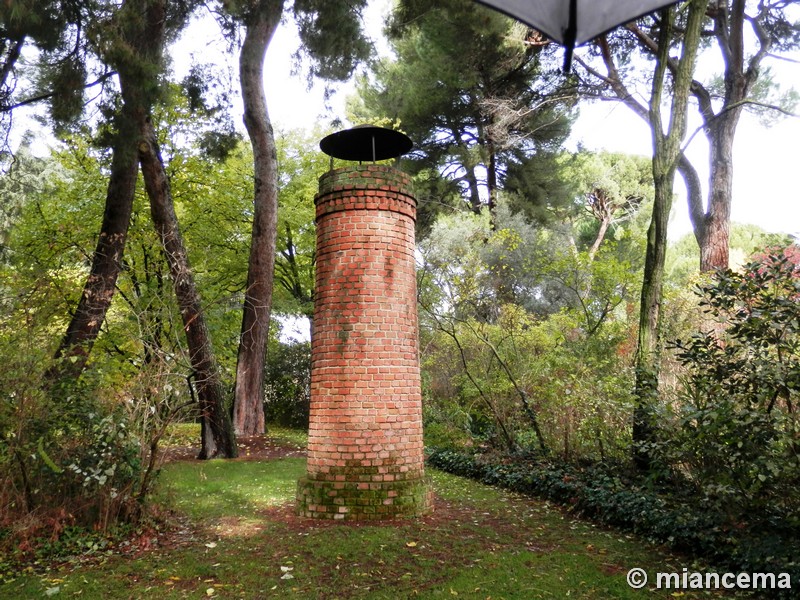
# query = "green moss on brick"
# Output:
<box><xmin>296</xmin><ymin>476</ymin><xmax>432</xmax><ymax>521</ymax></box>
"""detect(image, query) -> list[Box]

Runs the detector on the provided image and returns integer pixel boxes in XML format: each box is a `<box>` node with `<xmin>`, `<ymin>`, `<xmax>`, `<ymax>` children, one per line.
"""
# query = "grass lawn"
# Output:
<box><xmin>2</xmin><ymin>429</ymin><xmax>732</xmax><ymax>599</ymax></box>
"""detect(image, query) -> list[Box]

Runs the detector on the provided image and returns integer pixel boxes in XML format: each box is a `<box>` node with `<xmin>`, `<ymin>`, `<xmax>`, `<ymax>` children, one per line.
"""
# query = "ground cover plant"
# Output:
<box><xmin>1</xmin><ymin>426</ymin><xmax>736</xmax><ymax>599</ymax></box>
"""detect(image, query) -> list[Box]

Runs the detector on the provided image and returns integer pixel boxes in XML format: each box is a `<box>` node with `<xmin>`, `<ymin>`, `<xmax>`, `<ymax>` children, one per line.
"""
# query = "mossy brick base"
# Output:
<box><xmin>296</xmin><ymin>474</ymin><xmax>433</xmax><ymax>521</ymax></box>
<box><xmin>298</xmin><ymin>164</ymin><xmax>430</xmax><ymax>520</ymax></box>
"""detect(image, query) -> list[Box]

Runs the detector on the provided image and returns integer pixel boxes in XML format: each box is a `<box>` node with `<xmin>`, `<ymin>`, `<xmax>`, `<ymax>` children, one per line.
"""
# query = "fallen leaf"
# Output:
<box><xmin>205</xmin><ymin>542</ymin><xmax>217</xmax><ymax>549</ymax></box>
<box><xmin>206</xmin><ymin>588</ymin><xmax>215</xmax><ymax>596</ymax></box>
<box><xmin>281</xmin><ymin>573</ymin><xmax>295</xmax><ymax>580</ymax></box>
<box><xmin>405</xmin><ymin>541</ymin><xmax>417</xmax><ymax>548</ymax></box>
<box><xmin>44</xmin><ymin>587</ymin><xmax>60</xmax><ymax>597</ymax></box>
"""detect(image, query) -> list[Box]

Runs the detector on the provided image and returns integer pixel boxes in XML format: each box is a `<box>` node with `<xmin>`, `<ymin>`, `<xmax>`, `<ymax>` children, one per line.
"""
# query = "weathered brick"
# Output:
<box><xmin>297</xmin><ymin>165</ymin><xmax>430</xmax><ymax>521</ymax></box>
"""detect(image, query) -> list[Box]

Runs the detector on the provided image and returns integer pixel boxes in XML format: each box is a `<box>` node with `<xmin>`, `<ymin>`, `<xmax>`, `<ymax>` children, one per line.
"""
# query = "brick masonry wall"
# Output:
<box><xmin>297</xmin><ymin>165</ymin><xmax>432</xmax><ymax>520</ymax></box>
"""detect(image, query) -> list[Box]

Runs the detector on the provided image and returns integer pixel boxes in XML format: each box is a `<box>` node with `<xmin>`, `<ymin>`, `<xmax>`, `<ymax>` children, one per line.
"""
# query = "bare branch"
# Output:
<box><xmin>766</xmin><ymin>52</ymin><xmax>800</xmax><ymax>64</ymax></box>
<box><xmin>5</xmin><ymin>71</ymin><xmax>117</xmax><ymax>112</ymax></box>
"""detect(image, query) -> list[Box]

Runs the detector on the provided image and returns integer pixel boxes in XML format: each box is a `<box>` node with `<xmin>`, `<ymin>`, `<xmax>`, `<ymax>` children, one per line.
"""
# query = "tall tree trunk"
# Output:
<box><xmin>49</xmin><ymin>0</ymin><xmax>166</xmax><ymax>379</ymax></box>
<box><xmin>632</xmin><ymin>170</ymin><xmax>675</xmax><ymax>468</ymax></box>
<box><xmin>232</xmin><ymin>0</ymin><xmax>284</xmax><ymax>437</ymax></box>
<box><xmin>633</xmin><ymin>0</ymin><xmax>707</xmax><ymax>470</ymax></box>
<box><xmin>50</xmin><ymin>119</ymin><xmax>139</xmax><ymax>379</ymax></box>
<box><xmin>138</xmin><ymin>118</ymin><xmax>237</xmax><ymax>459</ymax></box>
<box><xmin>589</xmin><ymin>0</ymin><xmax>775</xmax><ymax>274</ymax></box>
<box><xmin>691</xmin><ymin>0</ymin><xmax>768</xmax><ymax>271</ymax></box>
<box><xmin>699</xmin><ymin>122</ymin><xmax>734</xmax><ymax>271</ymax></box>
<box><xmin>695</xmin><ymin>96</ymin><xmax>742</xmax><ymax>271</ymax></box>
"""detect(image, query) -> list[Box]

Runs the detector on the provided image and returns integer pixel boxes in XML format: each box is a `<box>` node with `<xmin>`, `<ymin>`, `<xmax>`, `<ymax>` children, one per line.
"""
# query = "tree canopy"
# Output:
<box><xmin>350</xmin><ymin>0</ymin><xmax>576</xmax><ymax>225</ymax></box>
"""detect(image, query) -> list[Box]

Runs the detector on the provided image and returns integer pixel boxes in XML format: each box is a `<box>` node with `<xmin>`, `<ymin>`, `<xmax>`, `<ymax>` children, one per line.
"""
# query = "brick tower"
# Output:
<box><xmin>296</xmin><ymin>140</ymin><xmax>431</xmax><ymax>519</ymax></box>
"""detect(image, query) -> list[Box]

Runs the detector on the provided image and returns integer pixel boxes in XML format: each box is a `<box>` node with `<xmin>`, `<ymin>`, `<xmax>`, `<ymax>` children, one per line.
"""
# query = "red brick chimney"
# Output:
<box><xmin>296</xmin><ymin>164</ymin><xmax>431</xmax><ymax>520</ymax></box>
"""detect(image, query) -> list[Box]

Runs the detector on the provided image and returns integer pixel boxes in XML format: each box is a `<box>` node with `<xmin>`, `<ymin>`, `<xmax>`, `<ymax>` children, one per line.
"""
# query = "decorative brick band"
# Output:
<box><xmin>297</xmin><ymin>165</ymin><xmax>431</xmax><ymax>521</ymax></box>
<box><xmin>314</xmin><ymin>164</ymin><xmax>416</xmax><ymax>222</ymax></box>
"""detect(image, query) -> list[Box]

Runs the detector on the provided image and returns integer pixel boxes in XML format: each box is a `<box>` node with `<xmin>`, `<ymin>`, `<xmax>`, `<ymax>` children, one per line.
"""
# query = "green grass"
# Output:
<box><xmin>152</xmin><ymin>458</ymin><xmax>304</xmax><ymax>521</ymax></box>
<box><xmin>2</xmin><ymin>437</ymin><xmax>734</xmax><ymax>599</ymax></box>
<box><xmin>262</xmin><ymin>425</ymin><xmax>308</xmax><ymax>450</ymax></box>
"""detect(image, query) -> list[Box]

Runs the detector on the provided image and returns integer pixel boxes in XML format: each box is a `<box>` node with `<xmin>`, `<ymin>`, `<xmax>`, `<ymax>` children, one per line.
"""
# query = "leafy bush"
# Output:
<box><xmin>667</xmin><ymin>248</ymin><xmax>800</xmax><ymax>520</ymax></box>
<box><xmin>3</xmin><ymin>369</ymin><xmax>144</xmax><ymax>528</ymax></box>
<box><xmin>0</xmin><ymin>329</ymin><xmax>193</xmax><ymax>561</ymax></box>
<box><xmin>420</xmin><ymin>305</ymin><xmax>635</xmax><ymax>461</ymax></box>
<box><xmin>264</xmin><ymin>340</ymin><xmax>310</xmax><ymax>428</ymax></box>
<box><xmin>422</xmin><ymin>395</ymin><xmax>474</xmax><ymax>450</ymax></box>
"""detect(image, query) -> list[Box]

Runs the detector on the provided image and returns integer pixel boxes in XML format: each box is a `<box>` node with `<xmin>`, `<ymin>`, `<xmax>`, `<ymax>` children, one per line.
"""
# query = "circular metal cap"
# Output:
<box><xmin>319</xmin><ymin>125</ymin><xmax>413</xmax><ymax>162</ymax></box>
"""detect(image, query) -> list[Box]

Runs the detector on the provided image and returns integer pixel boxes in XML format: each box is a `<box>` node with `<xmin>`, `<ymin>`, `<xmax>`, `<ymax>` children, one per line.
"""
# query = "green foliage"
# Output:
<box><xmin>351</xmin><ymin>0</ymin><xmax>575</xmax><ymax>218</ymax></box>
<box><xmin>419</xmin><ymin>197</ymin><xmax>639</xmax><ymax>461</ymax></box>
<box><xmin>272</xmin><ymin>127</ymin><xmax>328</xmax><ymax>317</ymax></box>
<box><xmin>263</xmin><ymin>340</ymin><xmax>311</xmax><ymax>428</ymax></box>
<box><xmin>61</xmin><ymin>409</ymin><xmax>142</xmax><ymax>510</ymax></box>
<box><xmin>291</xmin><ymin>0</ymin><xmax>372</xmax><ymax>82</ymax></box>
<box><xmin>0</xmin><ymin>85</ymin><xmax>258</xmax><ymax>542</ymax></box>
<box><xmin>0</xmin><ymin>354</ymin><xmax>143</xmax><ymax>532</ymax></box>
<box><xmin>36</xmin><ymin>54</ymin><xmax>87</xmax><ymax>130</ymax></box>
<box><xmin>665</xmin><ymin>223</ymin><xmax>794</xmax><ymax>288</ymax></box>
<box><xmin>0</xmin><ymin>144</ymin><xmax>60</xmax><ymax>262</ymax></box>
<box><xmin>422</xmin><ymin>305</ymin><xmax>635</xmax><ymax>461</ymax></box>
<box><xmin>507</xmin><ymin>150</ymin><xmax>654</xmax><ymax>235</ymax></box>
<box><xmin>666</xmin><ymin>247</ymin><xmax>800</xmax><ymax>517</ymax></box>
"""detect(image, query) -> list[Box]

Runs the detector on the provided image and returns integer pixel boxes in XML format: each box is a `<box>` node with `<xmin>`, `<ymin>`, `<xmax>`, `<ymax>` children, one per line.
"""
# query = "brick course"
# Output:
<box><xmin>297</xmin><ymin>165</ymin><xmax>431</xmax><ymax>520</ymax></box>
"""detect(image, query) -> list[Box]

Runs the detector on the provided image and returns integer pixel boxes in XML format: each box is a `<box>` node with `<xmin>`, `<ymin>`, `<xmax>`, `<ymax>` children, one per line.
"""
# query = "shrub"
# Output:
<box><xmin>667</xmin><ymin>247</ymin><xmax>800</xmax><ymax>520</ymax></box>
<box><xmin>0</xmin><ymin>332</ymin><xmax>192</xmax><ymax>562</ymax></box>
<box><xmin>264</xmin><ymin>340</ymin><xmax>310</xmax><ymax>428</ymax></box>
<box><xmin>421</xmin><ymin>305</ymin><xmax>635</xmax><ymax>461</ymax></box>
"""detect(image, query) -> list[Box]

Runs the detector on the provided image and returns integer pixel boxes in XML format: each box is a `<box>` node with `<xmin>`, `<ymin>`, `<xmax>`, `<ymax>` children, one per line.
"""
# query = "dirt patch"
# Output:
<box><xmin>162</xmin><ymin>435</ymin><xmax>306</xmax><ymax>463</ymax></box>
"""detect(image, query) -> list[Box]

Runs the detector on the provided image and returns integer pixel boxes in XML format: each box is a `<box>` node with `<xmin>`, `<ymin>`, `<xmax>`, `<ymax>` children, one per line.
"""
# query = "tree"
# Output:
<box><xmin>564</xmin><ymin>152</ymin><xmax>652</xmax><ymax>261</ymax></box>
<box><xmin>5</xmin><ymin>91</ymin><xmax>261</xmax><ymax>466</ymax></box>
<box><xmin>227</xmin><ymin>0</ymin><xmax>284</xmax><ymax>437</ymax></box>
<box><xmin>576</xmin><ymin>0</ymin><xmax>800</xmax><ymax>271</ymax></box>
<box><xmin>113</xmin><ymin>0</ymin><xmax>235</xmax><ymax>458</ymax></box>
<box><xmin>23</xmin><ymin>0</ymin><xmax>238</xmax><ymax>458</ymax></box>
<box><xmin>0</xmin><ymin>142</ymin><xmax>57</xmax><ymax>261</ymax></box>
<box><xmin>1</xmin><ymin>0</ymin><xmax>89</xmax><ymax>163</ymax></box>
<box><xmin>632</xmin><ymin>0</ymin><xmax>708</xmax><ymax>470</ymax></box>
<box><xmin>49</xmin><ymin>0</ymin><xmax>161</xmax><ymax>380</ymax></box>
<box><xmin>666</xmin><ymin>222</ymin><xmax>794</xmax><ymax>286</ymax></box>
<box><xmin>2</xmin><ymin>0</ymin><xmax>151</xmax><ymax>380</ymax></box>
<box><xmin>351</xmin><ymin>0</ymin><xmax>575</xmax><ymax>222</ymax></box>
<box><xmin>417</xmin><ymin>203</ymin><xmax>639</xmax><ymax>460</ymax></box>
<box><xmin>226</xmin><ymin>0</ymin><xmax>370</xmax><ymax>436</ymax></box>
<box><xmin>138</xmin><ymin>116</ymin><xmax>237</xmax><ymax>459</ymax></box>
